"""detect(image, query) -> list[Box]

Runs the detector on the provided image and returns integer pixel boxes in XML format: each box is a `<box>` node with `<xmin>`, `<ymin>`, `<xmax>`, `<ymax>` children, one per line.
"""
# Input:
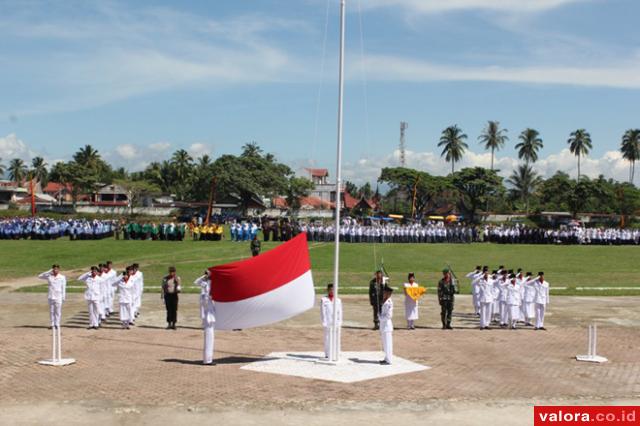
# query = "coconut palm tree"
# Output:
<box><xmin>438</xmin><ymin>125</ymin><xmax>468</xmax><ymax>174</ymax></box>
<box><xmin>506</xmin><ymin>164</ymin><xmax>543</xmax><ymax>213</ymax></box>
<box><xmin>241</xmin><ymin>142</ymin><xmax>263</xmax><ymax>158</ymax></box>
<box><xmin>478</xmin><ymin>121</ymin><xmax>508</xmax><ymax>171</ymax></box>
<box><xmin>567</xmin><ymin>129</ymin><xmax>592</xmax><ymax>181</ymax></box>
<box><xmin>621</xmin><ymin>129</ymin><xmax>640</xmax><ymax>183</ymax></box>
<box><xmin>8</xmin><ymin>158</ymin><xmax>28</xmax><ymax>183</ymax></box>
<box><xmin>73</xmin><ymin>145</ymin><xmax>101</xmax><ymax>168</ymax></box>
<box><xmin>31</xmin><ymin>156</ymin><xmax>49</xmax><ymax>185</ymax></box>
<box><xmin>515</xmin><ymin>128</ymin><xmax>544</xmax><ymax>165</ymax></box>
<box><xmin>170</xmin><ymin>149</ymin><xmax>193</xmax><ymax>182</ymax></box>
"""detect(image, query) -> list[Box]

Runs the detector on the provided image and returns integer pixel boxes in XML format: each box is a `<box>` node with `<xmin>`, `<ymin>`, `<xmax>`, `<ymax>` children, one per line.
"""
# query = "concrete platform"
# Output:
<box><xmin>241</xmin><ymin>351</ymin><xmax>430</xmax><ymax>383</ymax></box>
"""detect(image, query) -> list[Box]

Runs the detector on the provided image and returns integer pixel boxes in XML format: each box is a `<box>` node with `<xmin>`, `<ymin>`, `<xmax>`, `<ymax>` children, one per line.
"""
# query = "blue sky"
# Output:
<box><xmin>0</xmin><ymin>0</ymin><xmax>639</xmax><ymax>184</ymax></box>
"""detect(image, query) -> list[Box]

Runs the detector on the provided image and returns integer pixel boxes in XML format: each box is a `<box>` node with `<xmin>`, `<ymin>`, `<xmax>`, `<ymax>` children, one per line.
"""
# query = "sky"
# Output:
<box><xmin>1</xmin><ymin>0</ymin><xmax>639</xmax><ymax>185</ymax></box>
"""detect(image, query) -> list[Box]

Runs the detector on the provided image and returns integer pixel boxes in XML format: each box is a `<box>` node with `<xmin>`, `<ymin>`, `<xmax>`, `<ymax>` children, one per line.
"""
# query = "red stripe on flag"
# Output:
<box><xmin>209</xmin><ymin>233</ymin><xmax>311</xmax><ymax>302</ymax></box>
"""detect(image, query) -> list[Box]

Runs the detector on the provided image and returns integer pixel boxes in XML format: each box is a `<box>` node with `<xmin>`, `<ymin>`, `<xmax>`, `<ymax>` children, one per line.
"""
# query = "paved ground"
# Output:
<box><xmin>0</xmin><ymin>291</ymin><xmax>638</xmax><ymax>425</ymax></box>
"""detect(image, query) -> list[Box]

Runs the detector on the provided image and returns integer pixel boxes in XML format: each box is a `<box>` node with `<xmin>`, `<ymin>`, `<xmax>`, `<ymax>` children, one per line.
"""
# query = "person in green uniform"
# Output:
<box><xmin>437</xmin><ymin>268</ymin><xmax>458</xmax><ymax>330</ymax></box>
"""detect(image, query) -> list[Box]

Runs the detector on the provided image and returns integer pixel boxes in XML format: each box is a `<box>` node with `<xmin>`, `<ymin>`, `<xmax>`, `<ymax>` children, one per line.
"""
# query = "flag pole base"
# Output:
<box><xmin>576</xmin><ymin>355</ymin><xmax>607</xmax><ymax>363</ymax></box>
<box><xmin>38</xmin><ymin>358</ymin><xmax>76</xmax><ymax>366</ymax></box>
<box><xmin>315</xmin><ymin>357</ymin><xmax>347</xmax><ymax>366</ymax></box>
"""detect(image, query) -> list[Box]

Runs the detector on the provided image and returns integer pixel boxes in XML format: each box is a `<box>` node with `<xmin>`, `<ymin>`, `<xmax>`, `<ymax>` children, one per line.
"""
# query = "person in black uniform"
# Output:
<box><xmin>161</xmin><ymin>266</ymin><xmax>182</xmax><ymax>330</ymax></box>
<box><xmin>369</xmin><ymin>270</ymin><xmax>385</xmax><ymax>330</ymax></box>
<box><xmin>437</xmin><ymin>268</ymin><xmax>458</xmax><ymax>330</ymax></box>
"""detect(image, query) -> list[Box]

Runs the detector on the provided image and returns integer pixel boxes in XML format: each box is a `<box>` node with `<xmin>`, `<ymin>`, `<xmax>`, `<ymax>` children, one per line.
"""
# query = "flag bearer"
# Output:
<box><xmin>320</xmin><ymin>283</ymin><xmax>342</xmax><ymax>359</ymax></box>
<box><xmin>379</xmin><ymin>285</ymin><xmax>394</xmax><ymax>365</ymax></box>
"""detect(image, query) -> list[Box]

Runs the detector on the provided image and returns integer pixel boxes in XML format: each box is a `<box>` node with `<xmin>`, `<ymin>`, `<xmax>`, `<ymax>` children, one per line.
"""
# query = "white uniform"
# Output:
<box><xmin>522</xmin><ymin>275</ymin><xmax>536</xmax><ymax>324</ymax></box>
<box><xmin>379</xmin><ymin>297</ymin><xmax>393</xmax><ymax>363</ymax></box>
<box><xmin>114</xmin><ymin>276</ymin><xmax>135</xmax><ymax>326</ymax></box>
<box><xmin>132</xmin><ymin>270</ymin><xmax>144</xmax><ymax>318</ymax></box>
<box><xmin>505</xmin><ymin>281</ymin><xmax>522</xmax><ymax>328</ymax></box>
<box><xmin>203</xmin><ymin>297</ymin><xmax>216</xmax><ymax>364</ymax></box>
<box><xmin>498</xmin><ymin>278</ymin><xmax>509</xmax><ymax>326</ymax></box>
<box><xmin>466</xmin><ymin>270</ymin><xmax>482</xmax><ymax>314</ymax></box>
<box><xmin>98</xmin><ymin>273</ymin><xmax>109</xmax><ymax>321</ymax></box>
<box><xmin>403</xmin><ymin>282</ymin><xmax>420</xmax><ymax>328</ymax></box>
<box><xmin>194</xmin><ymin>275</ymin><xmax>211</xmax><ymax>321</ymax></box>
<box><xmin>477</xmin><ymin>276</ymin><xmax>494</xmax><ymax>328</ymax></box>
<box><xmin>528</xmin><ymin>278</ymin><xmax>550</xmax><ymax>329</ymax></box>
<box><xmin>320</xmin><ymin>296</ymin><xmax>343</xmax><ymax>358</ymax></box>
<box><xmin>38</xmin><ymin>270</ymin><xmax>66</xmax><ymax>328</ymax></box>
<box><xmin>79</xmin><ymin>272</ymin><xmax>102</xmax><ymax>328</ymax></box>
<box><xmin>104</xmin><ymin>268</ymin><xmax>117</xmax><ymax>314</ymax></box>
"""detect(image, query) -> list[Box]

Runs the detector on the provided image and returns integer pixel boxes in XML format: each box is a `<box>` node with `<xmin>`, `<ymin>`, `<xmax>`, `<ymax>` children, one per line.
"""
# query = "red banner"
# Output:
<box><xmin>534</xmin><ymin>406</ymin><xmax>637</xmax><ymax>425</ymax></box>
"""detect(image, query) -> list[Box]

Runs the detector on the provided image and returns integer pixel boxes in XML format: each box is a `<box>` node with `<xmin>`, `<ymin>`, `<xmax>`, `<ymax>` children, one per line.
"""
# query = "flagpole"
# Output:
<box><xmin>330</xmin><ymin>0</ymin><xmax>346</xmax><ymax>363</ymax></box>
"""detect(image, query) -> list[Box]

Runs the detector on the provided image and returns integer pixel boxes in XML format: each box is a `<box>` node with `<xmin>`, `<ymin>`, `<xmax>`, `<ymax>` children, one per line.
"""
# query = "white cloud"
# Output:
<box><xmin>188</xmin><ymin>143</ymin><xmax>212</xmax><ymax>158</ymax></box>
<box><xmin>148</xmin><ymin>142</ymin><xmax>172</xmax><ymax>153</ymax></box>
<box><xmin>115</xmin><ymin>144</ymin><xmax>138</xmax><ymax>160</ymax></box>
<box><xmin>341</xmin><ymin>148</ymin><xmax>633</xmax><ymax>185</ymax></box>
<box><xmin>0</xmin><ymin>133</ymin><xmax>37</xmax><ymax>162</ymax></box>
<box><xmin>357</xmin><ymin>54</ymin><xmax>640</xmax><ymax>89</ymax></box>
<box><xmin>360</xmin><ymin>0</ymin><xmax>588</xmax><ymax>15</ymax></box>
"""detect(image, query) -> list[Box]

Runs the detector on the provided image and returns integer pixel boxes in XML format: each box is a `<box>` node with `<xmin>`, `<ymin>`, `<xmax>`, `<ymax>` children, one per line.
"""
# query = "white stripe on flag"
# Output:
<box><xmin>214</xmin><ymin>270</ymin><xmax>315</xmax><ymax>330</ymax></box>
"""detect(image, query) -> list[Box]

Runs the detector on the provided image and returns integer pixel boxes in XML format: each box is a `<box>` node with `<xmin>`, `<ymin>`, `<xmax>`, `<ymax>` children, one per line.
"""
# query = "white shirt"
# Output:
<box><xmin>38</xmin><ymin>270</ymin><xmax>66</xmax><ymax>302</ymax></box>
<box><xmin>114</xmin><ymin>276</ymin><xmax>135</xmax><ymax>304</ymax></box>
<box><xmin>194</xmin><ymin>275</ymin><xmax>210</xmax><ymax>297</ymax></box>
<box><xmin>320</xmin><ymin>296</ymin><xmax>343</xmax><ymax>328</ymax></box>
<box><xmin>528</xmin><ymin>278</ymin><xmax>550</xmax><ymax>305</ymax></box>
<box><xmin>379</xmin><ymin>298</ymin><xmax>394</xmax><ymax>332</ymax></box>
<box><xmin>477</xmin><ymin>277</ymin><xmax>494</xmax><ymax>304</ymax></box>
<box><xmin>78</xmin><ymin>272</ymin><xmax>101</xmax><ymax>302</ymax></box>
<box><xmin>505</xmin><ymin>282</ymin><xmax>522</xmax><ymax>305</ymax></box>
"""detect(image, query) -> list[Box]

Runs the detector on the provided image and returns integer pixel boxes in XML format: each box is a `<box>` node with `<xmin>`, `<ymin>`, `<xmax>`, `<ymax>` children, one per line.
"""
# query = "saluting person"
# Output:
<box><xmin>527</xmin><ymin>272</ymin><xmax>550</xmax><ymax>330</ymax></box>
<box><xmin>78</xmin><ymin>266</ymin><xmax>102</xmax><ymax>329</ymax></box>
<box><xmin>113</xmin><ymin>267</ymin><xmax>135</xmax><ymax>329</ymax></box>
<box><xmin>38</xmin><ymin>264</ymin><xmax>66</xmax><ymax>329</ymax></box>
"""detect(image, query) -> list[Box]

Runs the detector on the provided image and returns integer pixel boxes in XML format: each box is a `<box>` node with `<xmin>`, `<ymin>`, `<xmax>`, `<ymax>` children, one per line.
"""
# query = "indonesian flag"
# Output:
<box><xmin>209</xmin><ymin>233</ymin><xmax>315</xmax><ymax>330</ymax></box>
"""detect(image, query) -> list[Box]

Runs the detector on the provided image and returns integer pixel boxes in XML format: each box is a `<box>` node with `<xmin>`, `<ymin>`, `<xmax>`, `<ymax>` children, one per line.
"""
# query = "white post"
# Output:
<box><xmin>587</xmin><ymin>325</ymin><xmax>592</xmax><ymax>357</ymax></box>
<box><xmin>57</xmin><ymin>327</ymin><xmax>62</xmax><ymax>361</ymax></box>
<box><xmin>576</xmin><ymin>323</ymin><xmax>607</xmax><ymax>363</ymax></box>
<box><xmin>592</xmin><ymin>324</ymin><xmax>597</xmax><ymax>357</ymax></box>
<box><xmin>330</xmin><ymin>0</ymin><xmax>346</xmax><ymax>363</ymax></box>
<box><xmin>52</xmin><ymin>327</ymin><xmax>57</xmax><ymax>361</ymax></box>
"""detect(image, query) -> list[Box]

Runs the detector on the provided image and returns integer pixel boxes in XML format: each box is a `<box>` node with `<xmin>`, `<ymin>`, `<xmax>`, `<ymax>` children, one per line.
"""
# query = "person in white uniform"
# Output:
<box><xmin>465</xmin><ymin>266</ymin><xmax>482</xmax><ymax>316</ymax></box>
<box><xmin>527</xmin><ymin>272</ymin><xmax>550</xmax><ymax>330</ymax></box>
<box><xmin>477</xmin><ymin>271</ymin><xmax>494</xmax><ymax>330</ymax></box>
<box><xmin>96</xmin><ymin>263</ymin><xmax>108</xmax><ymax>324</ymax></box>
<box><xmin>505</xmin><ymin>273</ymin><xmax>522</xmax><ymax>329</ymax></box>
<box><xmin>78</xmin><ymin>266</ymin><xmax>102</xmax><ymax>329</ymax></box>
<box><xmin>320</xmin><ymin>283</ymin><xmax>343</xmax><ymax>358</ymax></box>
<box><xmin>521</xmin><ymin>272</ymin><xmax>535</xmax><ymax>326</ymax></box>
<box><xmin>103</xmin><ymin>261</ymin><xmax>117</xmax><ymax>317</ymax></box>
<box><xmin>131</xmin><ymin>263</ymin><xmax>144</xmax><ymax>321</ymax></box>
<box><xmin>38</xmin><ymin>264</ymin><xmax>66</xmax><ymax>329</ymax></box>
<box><xmin>194</xmin><ymin>269</ymin><xmax>217</xmax><ymax>364</ymax></box>
<box><xmin>113</xmin><ymin>267</ymin><xmax>135</xmax><ymax>329</ymax></box>
<box><xmin>379</xmin><ymin>285</ymin><xmax>394</xmax><ymax>365</ymax></box>
<box><xmin>403</xmin><ymin>273</ymin><xmax>420</xmax><ymax>329</ymax></box>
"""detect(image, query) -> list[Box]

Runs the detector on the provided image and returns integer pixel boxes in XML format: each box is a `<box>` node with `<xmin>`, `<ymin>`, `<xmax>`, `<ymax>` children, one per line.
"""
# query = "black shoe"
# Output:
<box><xmin>446</xmin><ymin>325</ymin><xmax>453</xmax><ymax>329</ymax></box>
<box><xmin>539</xmin><ymin>327</ymin><xmax>546</xmax><ymax>330</ymax></box>
<box><xmin>166</xmin><ymin>324</ymin><xmax>171</xmax><ymax>329</ymax></box>
<box><xmin>534</xmin><ymin>327</ymin><xmax>539</xmax><ymax>330</ymax></box>
<box><xmin>379</xmin><ymin>360</ymin><xmax>391</xmax><ymax>365</ymax></box>
<box><xmin>373</xmin><ymin>325</ymin><xmax>379</xmax><ymax>330</ymax></box>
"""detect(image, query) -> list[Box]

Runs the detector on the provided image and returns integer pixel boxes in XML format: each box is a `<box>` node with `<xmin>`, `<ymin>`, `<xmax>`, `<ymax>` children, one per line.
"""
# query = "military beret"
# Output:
<box><xmin>442</xmin><ymin>268</ymin><xmax>450</xmax><ymax>273</ymax></box>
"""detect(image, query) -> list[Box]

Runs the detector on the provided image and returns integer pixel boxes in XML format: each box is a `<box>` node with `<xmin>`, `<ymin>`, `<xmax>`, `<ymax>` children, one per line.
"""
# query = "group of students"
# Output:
<box><xmin>466</xmin><ymin>266</ymin><xmax>550</xmax><ymax>330</ymax></box>
<box><xmin>37</xmin><ymin>262</ymin><xmax>144</xmax><ymax>330</ymax></box>
<box><xmin>1</xmin><ymin>217</ymin><xmax>115</xmax><ymax>240</ymax></box>
<box><xmin>483</xmin><ymin>224</ymin><xmax>640</xmax><ymax>245</ymax></box>
<box><xmin>121</xmin><ymin>222</ymin><xmax>187</xmax><ymax>241</ymax></box>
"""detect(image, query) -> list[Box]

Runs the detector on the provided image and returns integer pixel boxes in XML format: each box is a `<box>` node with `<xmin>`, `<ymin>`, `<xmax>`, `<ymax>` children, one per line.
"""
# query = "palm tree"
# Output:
<box><xmin>197</xmin><ymin>155</ymin><xmax>212</xmax><ymax>169</ymax></box>
<box><xmin>241</xmin><ymin>142</ymin><xmax>263</xmax><ymax>158</ymax></box>
<box><xmin>515</xmin><ymin>128</ymin><xmax>544</xmax><ymax>165</ymax></box>
<box><xmin>621</xmin><ymin>129</ymin><xmax>640</xmax><ymax>183</ymax></box>
<box><xmin>438</xmin><ymin>125</ymin><xmax>468</xmax><ymax>174</ymax></box>
<box><xmin>73</xmin><ymin>145</ymin><xmax>101</xmax><ymax>168</ymax></box>
<box><xmin>31</xmin><ymin>156</ymin><xmax>49</xmax><ymax>185</ymax></box>
<box><xmin>506</xmin><ymin>164</ymin><xmax>543</xmax><ymax>213</ymax></box>
<box><xmin>567</xmin><ymin>129</ymin><xmax>592</xmax><ymax>181</ymax></box>
<box><xmin>8</xmin><ymin>158</ymin><xmax>28</xmax><ymax>183</ymax></box>
<box><xmin>478</xmin><ymin>121</ymin><xmax>508</xmax><ymax>171</ymax></box>
<box><xmin>170</xmin><ymin>149</ymin><xmax>194</xmax><ymax>181</ymax></box>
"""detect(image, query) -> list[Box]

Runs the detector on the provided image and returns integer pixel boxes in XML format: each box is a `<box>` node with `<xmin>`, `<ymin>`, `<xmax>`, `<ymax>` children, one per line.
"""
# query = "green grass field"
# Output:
<box><xmin>1</xmin><ymin>237</ymin><xmax>639</xmax><ymax>296</ymax></box>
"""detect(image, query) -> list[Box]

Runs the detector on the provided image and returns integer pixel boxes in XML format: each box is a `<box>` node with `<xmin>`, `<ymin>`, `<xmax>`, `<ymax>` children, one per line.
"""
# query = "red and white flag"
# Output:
<box><xmin>209</xmin><ymin>233</ymin><xmax>315</xmax><ymax>330</ymax></box>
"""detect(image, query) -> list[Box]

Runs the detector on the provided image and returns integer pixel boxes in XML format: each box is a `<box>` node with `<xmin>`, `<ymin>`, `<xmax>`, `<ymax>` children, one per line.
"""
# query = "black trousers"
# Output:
<box><xmin>165</xmin><ymin>293</ymin><xmax>179</xmax><ymax>324</ymax></box>
<box><xmin>440</xmin><ymin>301</ymin><xmax>454</xmax><ymax>327</ymax></box>
<box><xmin>372</xmin><ymin>305</ymin><xmax>379</xmax><ymax>327</ymax></box>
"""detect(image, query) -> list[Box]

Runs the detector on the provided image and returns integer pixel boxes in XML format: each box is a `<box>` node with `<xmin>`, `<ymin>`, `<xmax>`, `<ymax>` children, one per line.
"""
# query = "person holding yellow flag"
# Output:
<box><xmin>403</xmin><ymin>273</ymin><xmax>425</xmax><ymax>330</ymax></box>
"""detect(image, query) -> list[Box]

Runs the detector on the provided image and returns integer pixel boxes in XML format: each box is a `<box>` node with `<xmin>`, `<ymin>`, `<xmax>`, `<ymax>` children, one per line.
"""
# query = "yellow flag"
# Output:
<box><xmin>406</xmin><ymin>286</ymin><xmax>426</xmax><ymax>301</ymax></box>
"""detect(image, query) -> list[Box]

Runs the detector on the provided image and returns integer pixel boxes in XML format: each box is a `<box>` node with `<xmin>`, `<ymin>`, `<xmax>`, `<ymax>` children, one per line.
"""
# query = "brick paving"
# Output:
<box><xmin>0</xmin><ymin>292</ymin><xmax>639</xmax><ymax>409</ymax></box>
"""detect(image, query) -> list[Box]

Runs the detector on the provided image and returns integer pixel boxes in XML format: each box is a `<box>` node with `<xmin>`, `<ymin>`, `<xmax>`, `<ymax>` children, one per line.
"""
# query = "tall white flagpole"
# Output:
<box><xmin>330</xmin><ymin>0</ymin><xmax>346</xmax><ymax>363</ymax></box>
